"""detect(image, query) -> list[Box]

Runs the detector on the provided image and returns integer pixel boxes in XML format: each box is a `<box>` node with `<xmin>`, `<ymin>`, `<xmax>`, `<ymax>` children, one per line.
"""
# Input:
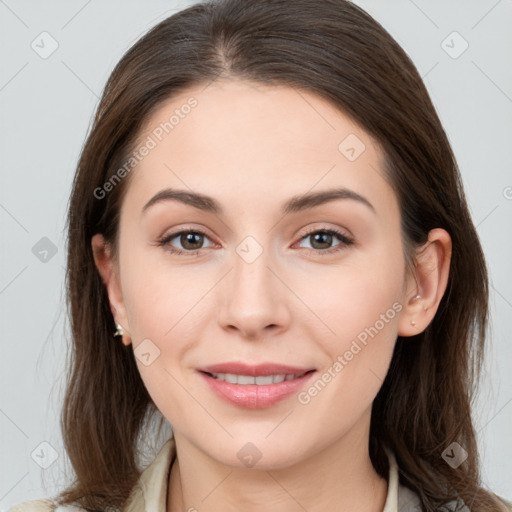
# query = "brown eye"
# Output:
<box><xmin>308</xmin><ymin>231</ymin><xmax>334</xmax><ymax>250</ymax></box>
<box><xmin>297</xmin><ymin>228</ymin><xmax>354</xmax><ymax>255</ymax></box>
<box><xmin>179</xmin><ymin>232</ymin><xmax>205</xmax><ymax>250</ymax></box>
<box><xmin>158</xmin><ymin>229</ymin><xmax>215</xmax><ymax>255</ymax></box>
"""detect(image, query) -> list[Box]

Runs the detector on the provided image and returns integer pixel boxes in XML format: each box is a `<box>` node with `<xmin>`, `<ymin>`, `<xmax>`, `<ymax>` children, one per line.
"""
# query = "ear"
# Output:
<box><xmin>91</xmin><ymin>233</ymin><xmax>131</xmax><ymax>346</ymax></box>
<box><xmin>398</xmin><ymin>228</ymin><xmax>452</xmax><ymax>337</ymax></box>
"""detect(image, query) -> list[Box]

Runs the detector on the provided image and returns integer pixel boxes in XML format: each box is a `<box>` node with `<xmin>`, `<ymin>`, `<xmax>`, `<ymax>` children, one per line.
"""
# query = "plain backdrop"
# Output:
<box><xmin>1</xmin><ymin>0</ymin><xmax>511</xmax><ymax>509</ymax></box>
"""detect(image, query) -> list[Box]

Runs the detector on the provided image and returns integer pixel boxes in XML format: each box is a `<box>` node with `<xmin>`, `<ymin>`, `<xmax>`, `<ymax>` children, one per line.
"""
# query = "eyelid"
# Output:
<box><xmin>298</xmin><ymin>224</ymin><xmax>353</xmax><ymax>242</ymax></box>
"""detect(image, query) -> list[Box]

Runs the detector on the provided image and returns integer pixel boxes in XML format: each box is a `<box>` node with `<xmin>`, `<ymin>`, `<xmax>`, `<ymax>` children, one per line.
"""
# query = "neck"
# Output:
<box><xmin>167</xmin><ymin>412</ymin><xmax>388</xmax><ymax>512</ymax></box>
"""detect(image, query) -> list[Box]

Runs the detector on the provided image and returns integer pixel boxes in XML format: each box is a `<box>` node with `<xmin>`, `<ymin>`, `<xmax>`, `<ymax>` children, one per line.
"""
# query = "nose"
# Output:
<box><xmin>217</xmin><ymin>243</ymin><xmax>291</xmax><ymax>340</ymax></box>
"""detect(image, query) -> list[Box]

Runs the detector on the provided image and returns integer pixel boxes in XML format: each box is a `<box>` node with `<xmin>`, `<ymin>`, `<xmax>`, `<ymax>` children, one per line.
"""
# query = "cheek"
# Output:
<box><xmin>312</xmin><ymin>250</ymin><xmax>404</xmax><ymax>370</ymax></box>
<box><xmin>121</xmin><ymin>240</ymin><xmax>212</xmax><ymax>338</ymax></box>
<box><xmin>120</xmin><ymin>262</ymin><xmax>206</xmax><ymax>420</ymax></box>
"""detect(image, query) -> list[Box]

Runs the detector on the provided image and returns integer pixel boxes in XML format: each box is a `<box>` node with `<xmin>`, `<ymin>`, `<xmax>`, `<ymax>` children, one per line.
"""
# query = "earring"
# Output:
<box><xmin>114</xmin><ymin>323</ymin><xmax>124</xmax><ymax>338</ymax></box>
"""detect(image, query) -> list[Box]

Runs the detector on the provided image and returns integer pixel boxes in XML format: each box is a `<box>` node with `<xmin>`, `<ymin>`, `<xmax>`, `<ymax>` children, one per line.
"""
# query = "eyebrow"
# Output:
<box><xmin>141</xmin><ymin>187</ymin><xmax>376</xmax><ymax>216</ymax></box>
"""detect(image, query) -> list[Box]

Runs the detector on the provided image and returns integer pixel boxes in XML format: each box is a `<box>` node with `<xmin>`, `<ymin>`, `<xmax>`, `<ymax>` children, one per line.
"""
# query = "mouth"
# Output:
<box><xmin>197</xmin><ymin>368</ymin><xmax>317</xmax><ymax>409</ymax></box>
<box><xmin>200</xmin><ymin>369</ymin><xmax>315</xmax><ymax>385</ymax></box>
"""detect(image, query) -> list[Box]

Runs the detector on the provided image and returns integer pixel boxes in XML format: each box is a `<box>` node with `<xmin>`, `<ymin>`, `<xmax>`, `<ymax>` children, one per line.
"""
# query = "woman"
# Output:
<box><xmin>8</xmin><ymin>0</ymin><xmax>511</xmax><ymax>511</ymax></box>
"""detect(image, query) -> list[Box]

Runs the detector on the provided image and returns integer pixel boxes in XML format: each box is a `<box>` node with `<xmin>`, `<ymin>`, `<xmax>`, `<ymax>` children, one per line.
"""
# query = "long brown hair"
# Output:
<box><xmin>55</xmin><ymin>0</ymin><xmax>509</xmax><ymax>510</ymax></box>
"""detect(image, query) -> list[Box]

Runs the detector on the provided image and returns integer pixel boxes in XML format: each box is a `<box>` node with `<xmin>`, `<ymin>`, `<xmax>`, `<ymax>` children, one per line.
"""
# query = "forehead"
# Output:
<box><xmin>123</xmin><ymin>79</ymin><xmax>396</xmax><ymax>218</ymax></box>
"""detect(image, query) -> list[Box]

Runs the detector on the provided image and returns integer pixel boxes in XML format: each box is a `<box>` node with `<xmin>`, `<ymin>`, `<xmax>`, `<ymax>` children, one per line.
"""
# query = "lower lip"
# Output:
<box><xmin>198</xmin><ymin>371</ymin><xmax>316</xmax><ymax>409</ymax></box>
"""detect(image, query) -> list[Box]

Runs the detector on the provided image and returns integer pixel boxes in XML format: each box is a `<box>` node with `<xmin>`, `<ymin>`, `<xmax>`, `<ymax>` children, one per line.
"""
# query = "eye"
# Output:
<box><xmin>295</xmin><ymin>227</ymin><xmax>354</xmax><ymax>255</ymax></box>
<box><xmin>156</xmin><ymin>226</ymin><xmax>354</xmax><ymax>257</ymax></box>
<box><xmin>157</xmin><ymin>228</ymin><xmax>216</xmax><ymax>255</ymax></box>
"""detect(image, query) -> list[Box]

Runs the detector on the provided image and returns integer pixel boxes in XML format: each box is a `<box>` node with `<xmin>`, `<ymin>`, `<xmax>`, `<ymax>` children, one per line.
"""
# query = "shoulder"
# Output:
<box><xmin>6</xmin><ymin>500</ymin><xmax>56</xmax><ymax>512</ymax></box>
<box><xmin>6</xmin><ymin>500</ymin><xmax>87</xmax><ymax>512</ymax></box>
<box><xmin>496</xmin><ymin>495</ymin><xmax>512</xmax><ymax>512</ymax></box>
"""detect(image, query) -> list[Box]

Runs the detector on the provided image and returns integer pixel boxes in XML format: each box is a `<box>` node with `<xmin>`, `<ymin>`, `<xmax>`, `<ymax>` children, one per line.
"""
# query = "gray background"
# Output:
<box><xmin>1</xmin><ymin>0</ymin><xmax>511</xmax><ymax>508</ymax></box>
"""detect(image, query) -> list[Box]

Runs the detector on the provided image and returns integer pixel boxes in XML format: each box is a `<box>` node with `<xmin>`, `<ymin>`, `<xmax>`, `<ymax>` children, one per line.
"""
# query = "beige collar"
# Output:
<box><xmin>124</xmin><ymin>436</ymin><xmax>420</xmax><ymax>512</ymax></box>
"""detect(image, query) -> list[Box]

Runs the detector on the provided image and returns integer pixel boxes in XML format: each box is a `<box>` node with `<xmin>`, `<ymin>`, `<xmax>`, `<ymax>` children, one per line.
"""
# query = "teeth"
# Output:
<box><xmin>209</xmin><ymin>372</ymin><xmax>304</xmax><ymax>384</ymax></box>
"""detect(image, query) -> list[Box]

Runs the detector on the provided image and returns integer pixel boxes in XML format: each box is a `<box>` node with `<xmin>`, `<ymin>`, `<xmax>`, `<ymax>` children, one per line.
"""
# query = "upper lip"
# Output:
<box><xmin>198</xmin><ymin>362</ymin><xmax>316</xmax><ymax>377</ymax></box>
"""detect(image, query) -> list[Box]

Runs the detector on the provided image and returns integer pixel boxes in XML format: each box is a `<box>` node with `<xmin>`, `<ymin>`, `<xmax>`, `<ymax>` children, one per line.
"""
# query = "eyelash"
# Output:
<box><xmin>157</xmin><ymin>226</ymin><xmax>354</xmax><ymax>257</ymax></box>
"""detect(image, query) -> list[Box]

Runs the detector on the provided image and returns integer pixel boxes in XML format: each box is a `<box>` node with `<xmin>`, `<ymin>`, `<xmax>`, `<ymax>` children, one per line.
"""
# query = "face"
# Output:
<box><xmin>94</xmin><ymin>79</ymin><xmax>423</xmax><ymax>469</ymax></box>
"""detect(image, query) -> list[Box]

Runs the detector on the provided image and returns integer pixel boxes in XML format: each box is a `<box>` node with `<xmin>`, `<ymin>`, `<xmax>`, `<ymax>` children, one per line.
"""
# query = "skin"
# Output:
<box><xmin>92</xmin><ymin>79</ymin><xmax>451</xmax><ymax>512</ymax></box>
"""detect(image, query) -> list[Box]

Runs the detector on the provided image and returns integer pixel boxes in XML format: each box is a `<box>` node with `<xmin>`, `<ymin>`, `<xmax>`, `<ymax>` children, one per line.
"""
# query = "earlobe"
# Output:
<box><xmin>91</xmin><ymin>234</ymin><xmax>131</xmax><ymax>346</ymax></box>
<box><xmin>397</xmin><ymin>228</ymin><xmax>452</xmax><ymax>337</ymax></box>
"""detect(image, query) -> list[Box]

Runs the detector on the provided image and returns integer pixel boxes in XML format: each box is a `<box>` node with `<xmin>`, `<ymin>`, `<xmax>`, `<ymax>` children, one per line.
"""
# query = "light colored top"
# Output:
<box><xmin>122</xmin><ymin>437</ymin><xmax>425</xmax><ymax>512</ymax></box>
<box><xmin>7</xmin><ymin>436</ymin><xmax>511</xmax><ymax>512</ymax></box>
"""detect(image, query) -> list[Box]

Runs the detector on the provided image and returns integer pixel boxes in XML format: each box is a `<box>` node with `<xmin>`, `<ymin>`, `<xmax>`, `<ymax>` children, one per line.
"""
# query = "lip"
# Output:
<box><xmin>196</xmin><ymin>362</ymin><xmax>317</xmax><ymax>409</ymax></box>
<box><xmin>197</xmin><ymin>362</ymin><xmax>315</xmax><ymax>377</ymax></box>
